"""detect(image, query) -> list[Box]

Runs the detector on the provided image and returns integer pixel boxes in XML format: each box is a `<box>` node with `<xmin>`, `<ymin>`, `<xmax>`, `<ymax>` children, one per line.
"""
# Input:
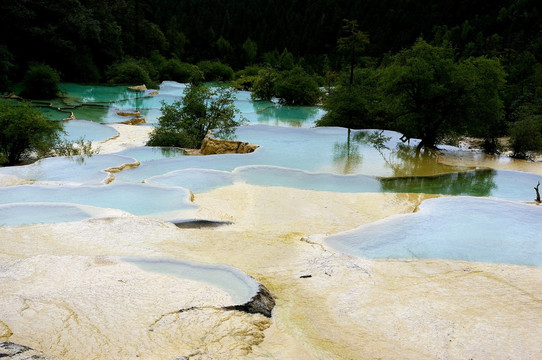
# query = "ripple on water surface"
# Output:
<box><xmin>325</xmin><ymin>197</ymin><xmax>542</xmax><ymax>266</ymax></box>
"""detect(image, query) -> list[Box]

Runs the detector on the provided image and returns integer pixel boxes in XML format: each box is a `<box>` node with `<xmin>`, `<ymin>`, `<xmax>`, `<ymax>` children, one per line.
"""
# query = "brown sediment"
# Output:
<box><xmin>119</xmin><ymin>117</ymin><xmax>146</xmax><ymax>125</ymax></box>
<box><xmin>105</xmin><ymin>160</ymin><xmax>140</xmax><ymax>173</ymax></box>
<box><xmin>103</xmin><ymin>160</ymin><xmax>141</xmax><ymax>183</ymax></box>
<box><xmin>62</xmin><ymin>112</ymin><xmax>75</xmax><ymax>121</ymax></box>
<box><xmin>128</xmin><ymin>85</ymin><xmax>147</xmax><ymax>91</ymax></box>
<box><xmin>116</xmin><ymin>111</ymin><xmax>141</xmax><ymax>117</ymax></box>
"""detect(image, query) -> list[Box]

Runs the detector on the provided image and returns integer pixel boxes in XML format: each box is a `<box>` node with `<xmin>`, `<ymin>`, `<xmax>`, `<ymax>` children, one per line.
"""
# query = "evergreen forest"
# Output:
<box><xmin>1</xmin><ymin>0</ymin><xmax>542</xmax><ymax>155</ymax></box>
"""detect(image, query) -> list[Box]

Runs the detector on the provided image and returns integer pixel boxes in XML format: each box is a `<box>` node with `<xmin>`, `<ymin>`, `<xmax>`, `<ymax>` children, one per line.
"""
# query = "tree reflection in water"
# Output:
<box><xmin>333</xmin><ymin>129</ymin><xmax>362</xmax><ymax>174</ymax></box>
<box><xmin>353</xmin><ymin>130</ymin><xmax>497</xmax><ymax>196</ymax></box>
<box><xmin>256</xmin><ymin>105</ymin><xmax>320</xmax><ymax>127</ymax></box>
<box><xmin>381</xmin><ymin>169</ymin><xmax>497</xmax><ymax>197</ymax></box>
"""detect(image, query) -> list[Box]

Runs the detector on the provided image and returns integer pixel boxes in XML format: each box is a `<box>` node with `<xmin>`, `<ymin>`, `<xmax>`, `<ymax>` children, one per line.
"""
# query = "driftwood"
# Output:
<box><xmin>535</xmin><ymin>181</ymin><xmax>541</xmax><ymax>203</ymax></box>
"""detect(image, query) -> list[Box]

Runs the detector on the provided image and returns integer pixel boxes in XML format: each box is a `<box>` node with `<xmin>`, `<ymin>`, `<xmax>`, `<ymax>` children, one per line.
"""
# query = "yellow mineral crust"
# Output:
<box><xmin>1</xmin><ymin>158</ymin><xmax>542</xmax><ymax>358</ymax></box>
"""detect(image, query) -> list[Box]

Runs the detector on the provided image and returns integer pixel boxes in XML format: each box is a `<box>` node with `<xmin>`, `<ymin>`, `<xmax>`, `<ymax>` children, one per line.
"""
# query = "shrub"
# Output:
<box><xmin>21</xmin><ymin>64</ymin><xmax>61</xmax><ymax>99</ymax></box>
<box><xmin>197</xmin><ymin>60</ymin><xmax>234</xmax><ymax>81</ymax></box>
<box><xmin>510</xmin><ymin>117</ymin><xmax>542</xmax><ymax>158</ymax></box>
<box><xmin>0</xmin><ymin>100</ymin><xmax>63</xmax><ymax>165</ymax></box>
<box><xmin>251</xmin><ymin>68</ymin><xmax>277</xmax><ymax>101</ymax></box>
<box><xmin>160</xmin><ymin>59</ymin><xmax>203</xmax><ymax>83</ymax></box>
<box><xmin>274</xmin><ymin>67</ymin><xmax>322</xmax><ymax>105</ymax></box>
<box><xmin>136</xmin><ymin>57</ymin><xmax>159</xmax><ymax>82</ymax></box>
<box><xmin>106</xmin><ymin>58</ymin><xmax>156</xmax><ymax>88</ymax></box>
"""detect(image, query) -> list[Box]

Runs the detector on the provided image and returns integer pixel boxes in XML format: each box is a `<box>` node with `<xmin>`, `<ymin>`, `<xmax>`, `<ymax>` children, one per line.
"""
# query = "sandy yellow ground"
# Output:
<box><xmin>1</xmin><ymin>125</ymin><xmax>541</xmax><ymax>359</ymax></box>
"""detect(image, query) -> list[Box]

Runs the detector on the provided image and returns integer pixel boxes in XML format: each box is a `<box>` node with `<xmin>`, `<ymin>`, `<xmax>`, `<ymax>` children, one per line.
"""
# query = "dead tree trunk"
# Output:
<box><xmin>535</xmin><ymin>181</ymin><xmax>541</xmax><ymax>203</ymax></box>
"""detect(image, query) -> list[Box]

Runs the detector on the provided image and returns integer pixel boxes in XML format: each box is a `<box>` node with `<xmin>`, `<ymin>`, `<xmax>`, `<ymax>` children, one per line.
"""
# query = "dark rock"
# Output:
<box><xmin>300</xmin><ymin>274</ymin><xmax>312</xmax><ymax>278</ymax></box>
<box><xmin>172</xmin><ymin>219</ymin><xmax>233</xmax><ymax>229</ymax></box>
<box><xmin>223</xmin><ymin>284</ymin><xmax>275</xmax><ymax>318</ymax></box>
<box><xmin>0</xmin><ymin>342</ymin><xmax>53</xmax><ymax>359</ymax></box>
<box><xmin>0</xmin><ymin>342</ymin><xmax>32</xmax><ymax>357</ymax></box>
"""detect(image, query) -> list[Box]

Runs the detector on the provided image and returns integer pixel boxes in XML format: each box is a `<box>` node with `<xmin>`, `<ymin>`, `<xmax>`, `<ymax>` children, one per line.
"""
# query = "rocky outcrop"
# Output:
<box><xmin>120</xmin><ymin>117</ymin><xmax>146</xmax><ymax>125</ymax></box>
<box><xmin>172</xmin><ymin>219</ymin><xmax>234</xmax><ymax>229</ymax></box>
<box><xmin>223</xmin><ymin>284</ymin><xmax>275</xmax><ymax>318</ymax></box>
<box><xmin>149</xmin><ymin>91</ymin><xmax>159</xmax><ymax>96</ymax></box>
<box><xmin>0</xmin><ymin>342</ymin><xmax>58</xmax><ymax>359</ymax></box>
<box><xmin>200</xmin><ymin>135</ymin><xmax>259</xmax><ymax>155</ymax></box>
<box><xmin>62</xmin><ymin>112</ymin><xmax>75</xmax><ymax>121</ymax></box>
<box><xmin>128</xmin><ymin>84</ymin><xmax>147</xmax><ymax>91</ymax></box>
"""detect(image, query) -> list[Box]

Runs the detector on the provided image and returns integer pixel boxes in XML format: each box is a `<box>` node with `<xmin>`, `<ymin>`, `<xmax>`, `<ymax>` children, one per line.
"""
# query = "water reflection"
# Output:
<box><xmin>333</xmin><ymin>130</ymin><xmax>362</xmax><ymax>174</ymax></box>
<box><xmin>354</xmin><ymin>131</ymin><xmax>465</xmax><ymax>177</ymax></box>
<box><xmin>380</xmin><ymin>169</ymin><xmax>497</xmax><ymax>197</ymax></box>
<box><xmin>254</xmin><ymin>104</ymin><xmax>323</xmax><ymax>127</ymax></box>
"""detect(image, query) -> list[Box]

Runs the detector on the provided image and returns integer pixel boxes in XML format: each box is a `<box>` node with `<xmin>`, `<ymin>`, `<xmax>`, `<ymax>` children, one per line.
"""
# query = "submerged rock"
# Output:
<box><xmin>200</xmin><ymin>134</ymin><xmax>259</xmax><ymax>155</ymax></box>
<box><xmin>223</xmin><ymin>284</ymin><xmax>275</xmax><ymax>318</ymax></box>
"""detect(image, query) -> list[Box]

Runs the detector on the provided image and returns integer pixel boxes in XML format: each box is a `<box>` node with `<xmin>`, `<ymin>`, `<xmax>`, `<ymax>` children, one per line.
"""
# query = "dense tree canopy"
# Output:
<box><xmin>1</xmin><ymin>0</ymin><xmax>540</xmax><ymax>86</ymax></box>
<box><xmin>0</xmin><ymin>0</ymin><xmax>541</xmax><ymax>153</ymax></box>
<box><xmin>379</xmin><ymin>40</ymin><xmax>506</xmax><ymax>148</ymax></box>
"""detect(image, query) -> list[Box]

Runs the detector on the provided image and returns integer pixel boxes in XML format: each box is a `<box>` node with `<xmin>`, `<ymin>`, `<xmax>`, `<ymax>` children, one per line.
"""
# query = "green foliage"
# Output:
<box><xmin>0</xmin><ymin>45</ymin><xmax>14</xmax><ymax>92</ymax></box>
<box><xmin>0</xmin><ymin>100</ymin><xmax>63</xmax><ymax>165</ymax></box>
<box><xmin>318</xmin><ymin>68</ymin><xmax>380</xmax><ymax>128</ymax></box>
<box><xmin>106</xmin><ymin>58</ymin><xmax>157</xmax><ymax>88</ymax></box>
<box><xmin>278</xmin><ymin>49</ymin><xmax>295</xmax><ymax>70</ymax></box>
<box><xmin>242</xmin><ymin>38</ymin><xmax>258</xmax><ymax>65</ymax></box>
<box><xmin>21</xmin><ymin>64</ymin><xmax>61</xmax><ymax>99</ymax></box>
<box><xmin>160</xmin><ymin>59</ymin><xmax>203</xmax><ymax>83</ymax></box>
<box><xmin>136</xmin><ymin>58</ymin><xmax>160</xmax><ymax>82</ymax></box>
<box><xmin>147</xmin><ymin>85</ymin><xmax>244</xmax><ymax>148</ymax></box>
<box><xmin>262</xmin><ymin>50</ymin><xmax>281</xmax><ymax>68</ymax></box>
<box><xmin>197</xmin><ymin>61</ymin><xmax>234</xmax><ymax>82</ymax></box>
<box><xmin>319</xmin><ymin>39</ymin><xmax>507</xmax><ymax>150</ymax></box>
<box><xmin>216</xmin><ymin>36</ymin><xmax>233</xmax><ymax>59</ymax></box>
<box><xmin>509</xmin><ymin>100</ymin><xmax>542</xmax><ymax>158</ymax></box>
<box><xmin>251</xmin><ymin>68</ymin><xmax>278</xmax><ymax>101</ymax></box>
<box><xmin>273</xmin><ymin>67</ymin><xmax>322</xmax><ymax>105</ymax></box>
<box><xmin>318</xmin><ymin>86</ymin><xmax>369</xmax><ymax>128</ymax></box>
<box><xmin>337</xmin><ymin>19</ymin><xmax>370</xmax><ymax>85</ymax></box>
<box><xmin>379</xmin><ymin>39</ymin><xmax>505</xmax><ymax>148</ymax></box>
<box><xmin>139</xmin><ymin>20</ymin><xmax>169</xmax><ymax>57</ymax></box>
<box><xmin>232</xmin><ymin>66</ymin><xmax>264</xmax><ymax>90</ymax></box>
<box><xmin>509</xmin><ymin>117</ymin><xmax>542</xmax><ymax>158</ymax></box>
<box><xmin>457</xmin><ymin>56</ymin><xmax>506</xmax><ymax>152</ymax></box>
